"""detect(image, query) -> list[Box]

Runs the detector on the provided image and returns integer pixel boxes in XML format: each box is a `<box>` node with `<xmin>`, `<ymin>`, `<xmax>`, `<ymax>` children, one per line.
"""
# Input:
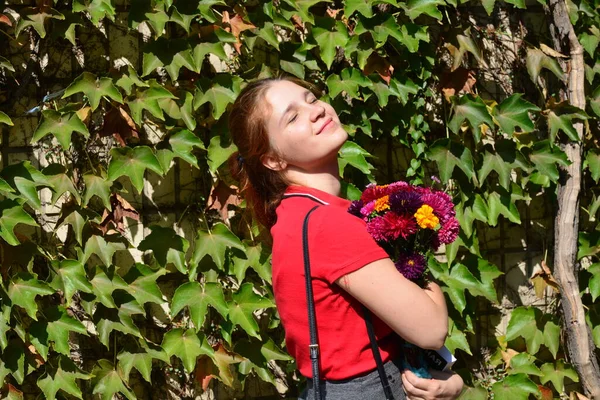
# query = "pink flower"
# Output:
<box><xmin>421</xmin><ymin>191</ymin><xmax>455</xmax><ymax>224</ymax></box>
<box><xmin>438</xmin><ymin>218</ymin><xmax>460</xmax><ymax>244</ymax></box>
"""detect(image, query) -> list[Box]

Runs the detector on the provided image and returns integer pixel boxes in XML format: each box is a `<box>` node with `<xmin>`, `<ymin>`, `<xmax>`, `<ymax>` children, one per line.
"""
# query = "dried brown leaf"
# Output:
<box><xmin>206</xmin><ymin>180</ymin><xmax>241</xmax><ymax>225</ymax></box>
<box><xmin>530</xmin><ymin>260</ymin><xmax>560</xmax><ymax>299</ymax></box>
<box><xmin>540</xmin><ymin>43</ymin><xmax>568</xmax><ymax>58</ymax></box>
<box><xmin>0</xmin><ymin>14</ymin><xmax>13</xmax><ymax>27</ymax></box>
<box><xmin>363</xmin><ymin>53</ymin><xmax>394</xmax><ymax>85</ymax></box>
<box><xmin>223</xmin><ymin>12</ymin><xmax>255</xmax><ymax>54</ymax></box>
<box><xmin>194</xmin><ymin>356</ymin><xmax>215</xmax><ymax>390</ymax></box>
<box><xmin>99</xmin><ymin>193</ymin><xmax>139</xmax><ymax>235</ymax></box>
<box><xmin>501</xmin><ymin>348</ymin><xmax>518</xmax><ymax>368</ymax></box>
<box><xmin>538</xmin><ymin>385</ymin><xmax>553</xmax><ymax>400</ymax></box>
<box><xmin>439</xmin><ymin>67</ymin><xmax>477</xmax><ymax>102</ymax></box>
<box><xmin>101</xmin><ymin>106</ymin><xmax>139</xmax><ymax>147</ymax></box>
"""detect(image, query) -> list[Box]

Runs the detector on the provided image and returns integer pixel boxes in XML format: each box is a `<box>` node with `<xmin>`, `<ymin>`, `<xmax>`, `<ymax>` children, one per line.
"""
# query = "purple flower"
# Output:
<box><xmin>389</xmin><ymin>191</ymin><xmax>423</xmax><ymax>214</ymax></box>
<box><xmin>421</xmin><ymin>191</ymin><xmax>455</xmax><ymax>224</ymax></box>
<box><xmin>395</xmin><ymin>253</ymin><xmax>427</xmax><ymax>281</ymax></box>
<box><xmin>438</xmin><ymin>218</ymin><xmax>460</xmax><ymax>244</ymax></box>
<box><xmin>348</xmin><ymin>200</ymin><xmax>364</xmax><ymax>218</ymax></box>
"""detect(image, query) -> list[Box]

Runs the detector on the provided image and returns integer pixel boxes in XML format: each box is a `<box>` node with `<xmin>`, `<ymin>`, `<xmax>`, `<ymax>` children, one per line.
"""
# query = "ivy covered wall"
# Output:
<box><xmin>1</xmin><ymin>0</ymin><xmax>600</xmax><ymax>399</ymax></box>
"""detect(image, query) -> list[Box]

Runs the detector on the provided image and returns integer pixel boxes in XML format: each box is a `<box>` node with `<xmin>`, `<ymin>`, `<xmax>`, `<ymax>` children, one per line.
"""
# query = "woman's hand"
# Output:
<box><xmin>401</xmin><ymin>369</ymin><xmax>464</xmax><ymax>400</ymax></box>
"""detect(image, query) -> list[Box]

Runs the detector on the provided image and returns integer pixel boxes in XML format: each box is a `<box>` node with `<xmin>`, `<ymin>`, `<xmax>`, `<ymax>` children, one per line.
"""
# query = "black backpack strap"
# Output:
<box><xmin>302</xmin><ymin>205</ymin><xmax>323</xmax><ymax>400</ymax></box>
<box><xmin>363</xmin><ymin>306</ymin><xmax>395</xmax><ymax>400</ymax></box>
<box><xmin>302</xmin><ymin>203</ymin><xmax>395</xmax><ymax>400</ymax></box>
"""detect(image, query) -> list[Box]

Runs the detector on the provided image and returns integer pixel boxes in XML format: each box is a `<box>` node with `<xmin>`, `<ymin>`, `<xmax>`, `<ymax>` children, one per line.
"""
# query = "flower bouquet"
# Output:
<box><xmin>348</xmin><ymin>181</ymin><xmax>459</xmax><ymax>378</ymax></box>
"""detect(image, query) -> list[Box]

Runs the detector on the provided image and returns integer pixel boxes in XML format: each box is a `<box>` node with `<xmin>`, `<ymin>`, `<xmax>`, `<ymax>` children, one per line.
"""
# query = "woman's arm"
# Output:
<box><xmin>336</xmin><ymin>258</ymin><xmax>448</xmax><ymax>349</ymax></box>
<box><xmin>401</xmin><ymin>369</ymin><xmax>464</xmax><ymax>400</ymax></box>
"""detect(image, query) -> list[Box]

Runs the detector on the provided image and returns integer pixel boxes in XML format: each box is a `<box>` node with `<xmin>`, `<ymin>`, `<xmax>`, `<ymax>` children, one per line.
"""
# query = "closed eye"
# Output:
<box><xmin>288</xmin><ymin>114</ymin><xmax>298</xmax><ymax>124</ymax></box>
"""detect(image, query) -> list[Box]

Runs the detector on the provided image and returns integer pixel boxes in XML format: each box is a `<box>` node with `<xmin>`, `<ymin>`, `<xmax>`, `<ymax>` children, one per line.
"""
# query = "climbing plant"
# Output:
<box><xmin>1</xmin><ymin>0</ymin><xmax>600</xmax><ymax>398</ymax></box>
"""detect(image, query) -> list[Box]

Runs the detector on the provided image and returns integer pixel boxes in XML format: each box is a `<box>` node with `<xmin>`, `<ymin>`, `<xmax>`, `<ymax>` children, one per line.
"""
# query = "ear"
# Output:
<box><xmin>261</xmin><ymin>153</ymin><xmax>288</xmax><ymax>171</ymax></box>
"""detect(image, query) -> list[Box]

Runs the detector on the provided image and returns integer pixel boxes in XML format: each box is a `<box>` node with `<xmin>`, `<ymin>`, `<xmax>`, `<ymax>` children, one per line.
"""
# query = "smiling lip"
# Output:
<box><xmin>317</xmin><ymin>118</ymin><xmax>333</xmax><ymax>135</ymax></box>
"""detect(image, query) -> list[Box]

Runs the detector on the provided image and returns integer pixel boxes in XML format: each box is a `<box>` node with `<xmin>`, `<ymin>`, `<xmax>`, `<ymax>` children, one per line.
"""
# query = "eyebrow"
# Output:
<box><xmin>278</xmin><ymin>89</ymin><xmax>313</xmax><ymax>126</ymax></box>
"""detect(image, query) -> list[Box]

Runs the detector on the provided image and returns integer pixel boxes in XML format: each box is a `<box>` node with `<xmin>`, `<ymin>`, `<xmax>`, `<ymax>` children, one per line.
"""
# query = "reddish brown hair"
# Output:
<box><xmin>228</xmin><ymin>76</ymin><xmax>319</xmax><ymax>228</ymax></box>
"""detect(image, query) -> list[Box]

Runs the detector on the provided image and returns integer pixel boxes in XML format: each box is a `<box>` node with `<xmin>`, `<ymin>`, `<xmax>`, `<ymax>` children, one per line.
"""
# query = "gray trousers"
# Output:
<box><xmin>299</xmin><ymin>358</ymin><xmax>406</xmax><ymax>400</ymax></box>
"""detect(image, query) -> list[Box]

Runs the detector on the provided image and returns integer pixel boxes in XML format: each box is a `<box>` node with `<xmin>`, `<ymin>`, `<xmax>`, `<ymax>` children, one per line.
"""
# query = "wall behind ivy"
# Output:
<box><xmin>2</xmin><ymin>0</ymin><xmax>599</xmax><ymax>399</ymax></box>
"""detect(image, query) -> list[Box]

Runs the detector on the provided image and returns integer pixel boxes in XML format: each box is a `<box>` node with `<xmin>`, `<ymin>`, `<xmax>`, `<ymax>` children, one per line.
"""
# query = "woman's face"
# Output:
<box><xmin>262</xmin><ymin>80</ymin><xmax>348</xmax><ymax>172</ymax></box>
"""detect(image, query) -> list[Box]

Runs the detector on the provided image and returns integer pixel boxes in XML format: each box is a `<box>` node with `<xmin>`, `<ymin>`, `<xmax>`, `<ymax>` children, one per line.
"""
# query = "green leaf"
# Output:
<box><xmin>448</xmin><ymin>94</ymin><xmax>494</xmax><ymax>142</ymax></box>
<box><xmin>444</xmin><ymin>319</ymin><xmax>472</xmax><ymax>355</ymax></box>
<box><xmin>159</xmin><ymin>129</ymin><xmax>205</xmax><ymax>170</ymax></box>
<box><xmin>326</xmin><ymin>68</ymin><xmax>370</xmax><ymax>99</ymax></box>
<box><xmin>171</xmin><ymin>282</ymin><xmax>228</xmax><ymax>331</ymax></box>
<box><xmin>193</xmin><ymin>42</ymin><xmax>227</xmax><ymax>74</ymax></box>
<box><xmin>579</xmin><ymin>26</ymin><xmax>600</xmax><ymax>57</ymax></box>
<box><xmin>115</xmin><ymin>65</ymin><xmax>149</xmax><ymax>96</ymax></box>
<box><xmin>194</xmin><ymin>79</ymin><xmax>238</xmax><ymax>120</ymax></box>
<box><xmin>49</xmin><ymin>259</ymin><xmax>93</xmax><ymax>307</ymax></box>
<box><xmin>32</xmin><ymin>110</ymin><xmax>90</xmax><ymax>149</ymax></box>
<box><xmin>508</xmin><ymin>353</ymin><xmax>542</xmax><ymax>376</ymax></box>
<box><xmin>338</xmin><ymin>141</ymin><xmax>374</xmax><ymax>177</ymax></box>
<box><xmin>228</xmin><ymin>283</ymin><xmax>275</xmax><ymax>339</ymax></box>
<box><xmin>87</xmin><ymin>267</ymin><xmax>129</xmax><ymax>310</ymax></box>
<box><xmin>73</xmin><ymin>0</ymin><xmax>116</xmax><ymax>25</ymax></box>
<box><xmin>401</xmin><ymin>0</ymin><xmax>444</xmax><ymax>20</ymax></box>
<box><xmin>126</xmin><ymin>82</ymin><xmax>177</xmax><ymax>126</ymax></box>
<box><xmin>108</xmin><ymin>146</ymin><xmax>163</xmax><ymax>193</ymax></box>
<box><xmin>478</xmin><ymin>140</ymin><xmax>530</xmax><ymax>189</ymax></box>
<box><xmin>493</xmin><ymin>94</ymin><xmax>540</xmax><ymax>135</ymax></box>
<box><xmin>261</xmin><ymin>338</ymin><xmax>293</xmax><ymax>361</ymax></box>
<box><xmin>15</xmin><ymin>7</ymin><xmax>65</xmax><ymax>38</ymax></box>
<box><xmin>94</xmin><ymin>305</ymin><xmax>142</xmax><ymax>347</ymax></box>
<box><xmin>0</xmin><ymin>111</ymin><xmax>14</xmax><ymax>126</ymax></box>
<box><xmin>526</xmin><ymin>47</ymin><xmax>565</xmax><ymax>84</ymax></box>
<box><xmin>0</xmin><ymin>56</ymin><xmax>15</xmax><ymax>73</ymax></box>
<box><xmin>206</xmin><ymin>135</ymin><xmax>237</xmax><ymax>173</ymax></box>
<box><xmin>282</xmin><ymin>0</ymin><xmax>331</xmax><ymax>25</ymax></box>
<box><xmin>344</xmin><ymin>0</ymin><xmax>374</xmax><ymax>17</ymax></box>
<box><xmin>232</xmin><ymin>242</ymin><xmax>272</xmax><ymax>283</ymax></box>
<box><xmin>506</xmin><ymin>307</ymin><xmax>544</xmax><ymax>354</ymax></box>
<box><xmin>481</xmin><ymin>0</ymin><xmax>496</xmax><ymax>14</ymax></box>
<box><xmin>528</xmin><ymin>140</ymin><xmax>570</xmax><ymax>182</ymax></box>
<box><xmin>312</xmin><ymin>20</ymin><xmax>349</xmax><ymax>69</ymax></box>
<box><xmin>162</xmin><ymin>328</ymin><xmax>213</xmax><ymax>373</ymax></box>
<box><xmin>145</xmin><ymin>9</ymin><xmax>170</xmax><ymax>37</ymax></box>
<box><xmin>491</xmin><ymin>374</ymin><xmax>539</xmax><ymax>400</ymax></box>
<box><xmin>546</xmin><ymin>102</ymin><xmax>588</xmax><ymax>142</ymax></box>
<box><xmin>258</xmin><ymin>22</ymin><xmax>281</xmax><ymax>51</ymax></box>
<box><xmin>30</xmin><ymin>306</ymin><xmax>88</xmax><ymax>359</ymax></box>
<box><xmin>487</xmin><ymin>188</ymin><xmax>521</xmax><ymax>225</ymax></box>
<box><xmin>43</xmin><ymin>164</ymin><xmax>81</xmax><ymax>205</ymax></box>
<box><xmin>37</xmin><ymin>356</ymin><xmax>91</xmax><ymax>400</ymax></box>
<box><xmin>0</xmin><ymin>200</ymin><xmax>38</xmax><ymax>246</ymax></box>
<box><xmin>117</xmin><ymin>351</ymin><xmax>154</xmax><ymax>383</ymax></box>
<box><xmin>543</xmin><ymin>320</ymin><xmax>560</xmax><ymax>359</ymax></box>
<box><xmin>179</xmin><ymin>91</ymin><xmax>196</xmax><ymax>131</ymax></box>
<box><xmin>191</xmin><ymin>222</ymin><xmax>244</xmax><ymax>275</ymax></box>
<box><xmin>122</xmin><ymin>263</ymin><xmax>166</xmax><ymax>306</ymax></box>
<box><xmin>138</xmin><ymin>226</ymin><xmax>190</xmax><ymax>272</ymax></box>
<box><xmin>540</xmin><ymin>360</ymin><xmax>579</xmax><ymax>393</ymax></box>
<box><xmin>91</xmin><ymin>360</ymin><xmax>136</xmax><ymax>400</ymax></box>
<box><xmin>371</xmin><ymin>17</ymin><xmax>429</xmax><ymax>52</ymax></box>
<box><xmin>427</xmin><ymin>139</ymin><xmax>475</xmax><ymax>183</ymax></box>
<box><xmin>579</xmin><ymin>231</ymin><xmax>600</xmax><ymax>259</ymax></box>
<box><xmin>504</xmin><ymin>0</ymin><xmax>527</xmax><ymax>8</ymax></box>
<box><xmin>142</xmin><ymin>38</ymin><xmax>195</xmax><ymax>81</ymax></box>
<box><xmin>8</xmin><ymin>274</ymin><xmax>54</xmax><ymax>320</ymax></box>
<box><xmin>458</xmin><ymin>385</ymin><xmax>488</xmax><ymax>400</ymax></box>
<box><xmin>83</xmin><ymin>173</ymin><xmax>112</xmax><ymax>210</ymax></box>
<box><xmin>1</xmin><ymin>339</ymin><xmax>29</xmax><ymax>384</ymax></box>
<box><xmin>83</xmin><ymin>235</ymin><xmax>126</xmax><ymax>268</ymax></box>
<box><xmin>63</xmin><ymin>72</ymin><xmax>123</xmax><ymax>110</ymax></box>
<box><xmin>170</xmin><ymin>7</ymin><xmax>198</xmax><ymax>33</ymax></box>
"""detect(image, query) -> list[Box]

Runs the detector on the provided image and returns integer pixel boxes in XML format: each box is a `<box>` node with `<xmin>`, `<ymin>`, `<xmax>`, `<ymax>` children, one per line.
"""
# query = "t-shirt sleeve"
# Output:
<box><xmin>309</xmin><ymin>206</ymin><xmax>389</xmax><ymax>284</ymax></box>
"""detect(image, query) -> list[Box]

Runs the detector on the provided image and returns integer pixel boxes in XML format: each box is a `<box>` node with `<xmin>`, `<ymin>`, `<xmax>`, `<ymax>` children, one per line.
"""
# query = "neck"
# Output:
<box><xmin>285</xmin><ymin>163</ymin><xmax>341</xmax><ymax>197</ymax></box>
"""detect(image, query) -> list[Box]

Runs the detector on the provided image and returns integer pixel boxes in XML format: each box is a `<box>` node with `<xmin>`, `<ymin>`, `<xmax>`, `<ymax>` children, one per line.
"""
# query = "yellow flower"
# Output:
<box><xmin>414</xmin><ymin>204</ymin><xmax>439</xmax><ymax>229</ymax></box>
<box><xmin>374</xmin><ymin>195</ymin><xmax>390</xmax><ymax>212</ymax></box>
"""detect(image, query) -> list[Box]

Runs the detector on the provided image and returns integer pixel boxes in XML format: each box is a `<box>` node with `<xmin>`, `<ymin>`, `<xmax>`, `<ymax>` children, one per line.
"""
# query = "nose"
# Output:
<box><xmin>309</xmin><ymin>102</ymin><xmax>326</xmax><ymax>122</ymax></box>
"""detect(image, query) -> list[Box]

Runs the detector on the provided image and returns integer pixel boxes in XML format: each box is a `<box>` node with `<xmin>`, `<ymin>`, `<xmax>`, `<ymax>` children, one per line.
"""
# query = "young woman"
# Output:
<box><xmin>228</xmin><ymin>77</ymin><xmax>464</xmax><ymax>400</ymax></box>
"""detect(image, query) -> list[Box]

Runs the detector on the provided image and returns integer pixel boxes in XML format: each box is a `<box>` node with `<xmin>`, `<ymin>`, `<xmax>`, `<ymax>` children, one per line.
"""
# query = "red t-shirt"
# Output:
<box><xmin>271</xmin><ymin>185</ymin><xmax>401</xmax><ymax>380</ymax></box>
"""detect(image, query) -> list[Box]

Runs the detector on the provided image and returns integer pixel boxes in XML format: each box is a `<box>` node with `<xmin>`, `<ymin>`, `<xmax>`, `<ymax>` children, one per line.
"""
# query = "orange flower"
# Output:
<box><xmin>374</xmin><ymin>195</ymin><xmax>391</xmax><ymax>212</ymax></box>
